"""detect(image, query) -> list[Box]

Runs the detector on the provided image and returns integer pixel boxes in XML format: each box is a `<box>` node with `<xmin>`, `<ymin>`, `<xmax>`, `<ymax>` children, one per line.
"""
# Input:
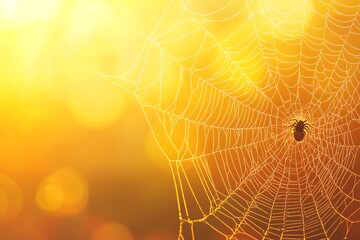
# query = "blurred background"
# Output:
<box><xmin>0</xmin><ymin>0</ymin><xmax>178</xmax><ymax>239</ymax></box>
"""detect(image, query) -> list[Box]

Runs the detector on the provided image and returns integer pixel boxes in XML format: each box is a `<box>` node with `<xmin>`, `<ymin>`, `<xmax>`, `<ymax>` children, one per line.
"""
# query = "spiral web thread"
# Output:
<box><xmin>104</xmin><ymin>0</ymin><xmax>360</xmax><ymax>239</ymax></box>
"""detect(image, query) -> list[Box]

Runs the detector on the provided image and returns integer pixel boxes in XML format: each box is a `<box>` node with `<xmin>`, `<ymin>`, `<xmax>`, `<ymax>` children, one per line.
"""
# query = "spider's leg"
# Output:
<box><xmin>288</xmin><ymin>119</ymin><xmax>298</xmax><ymax>124</ymax></box>
<box><xmin>286</xmin><ymin>125</ymin><xmax>294</xmax><ymax>131</ymax></box>
<box><xmin>304</xmin><ymin>127</ymin><xmax>311</xmax><ymax>135</ymax></box>
<box><xmin>286</xmin><ymin>121</ymin><xmax>295</xmax><ymax>128</ymax></box>
<box><xmin>303</xmin><ymin>129</ymin><xmax>308</xmax><ymax>135</ymax></box>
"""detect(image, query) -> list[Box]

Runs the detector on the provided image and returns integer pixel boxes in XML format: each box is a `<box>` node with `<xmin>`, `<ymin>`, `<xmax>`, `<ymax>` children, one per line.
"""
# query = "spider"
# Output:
<box><xmin>288</xmin><ymin>118</ymin><xmax>311</xmax><ymax>142</ymax></box>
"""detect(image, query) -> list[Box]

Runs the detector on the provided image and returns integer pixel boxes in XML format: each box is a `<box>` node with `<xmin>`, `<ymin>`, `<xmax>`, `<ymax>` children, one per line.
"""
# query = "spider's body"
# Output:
<box><xmin>295</xmin><ymin>121</ymin><xmax>305</xmax><ymax>131</ymax></box>
<box><xmin>288</xmin><ymin>118</ymin><xmax>311</xmax><ymax>142</ymax></box>
<box><xmin>294</xmin><ymin>129</ymin><xmax>305</xmax><ymax>141</ymax></box>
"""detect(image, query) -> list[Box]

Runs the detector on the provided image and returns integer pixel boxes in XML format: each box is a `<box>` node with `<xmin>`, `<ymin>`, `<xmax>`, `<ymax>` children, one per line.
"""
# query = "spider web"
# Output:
<box><xmin>102</xmin><ymin>0</ymin><xmax>360</xmax><ymax>239</ymax></box>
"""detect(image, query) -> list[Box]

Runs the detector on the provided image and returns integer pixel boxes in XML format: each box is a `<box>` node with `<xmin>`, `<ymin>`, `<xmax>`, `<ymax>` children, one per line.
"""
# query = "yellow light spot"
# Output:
<box><xmin>0</xmin><ymin>0</ymin><xmax>59</xmax><ymax>26</ymax></box>
<box><xmin>68</xmin><ymin>77</ymin><xmax>125</xmax><ymax>128</ymax></box>
<box><xmin>0</xmin><ymin>175</ymin><xmax>22</xmax><ymax>222</ymax></box>
<box><xmin>92</xmin><ymin>222</ymin><xmax>134</xmax><ymax>240</ymax></box>
<box><xmin>36</xmin><ymin>168</ymin><xmax>88</xmax><ymax>216</ymax></box>
<box><xmin>36</xmin><ymin>184</ymin><xmax>63</xmax><ymax>212</ymax></box>
<box><xmin>67</xmin><ymin>1</ymin><xmax>115</xmax><ymax>42</ymax></box>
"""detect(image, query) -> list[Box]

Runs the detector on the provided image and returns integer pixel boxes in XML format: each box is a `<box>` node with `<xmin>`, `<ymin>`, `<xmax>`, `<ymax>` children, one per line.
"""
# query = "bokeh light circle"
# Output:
<box><xmin>0</xmin><ymin>175</ymin><xmax>22</xmax><ymax>222</ymax></box>
<box><xmin>36</xmin><ymin>167</ymin><xmax>88</xmax><ymax>216</ymax></box>
<box><xmin>92</xmin><ymin>222</ymin><xmax>134</xmax><ymax>240</ymax></box>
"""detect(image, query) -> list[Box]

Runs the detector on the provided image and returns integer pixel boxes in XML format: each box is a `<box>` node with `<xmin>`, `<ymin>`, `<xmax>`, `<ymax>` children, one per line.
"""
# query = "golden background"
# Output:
<box><xmin>0</xmin><ymin>0</ymin><xmax>359</xmax><ymax>239</ymax></box>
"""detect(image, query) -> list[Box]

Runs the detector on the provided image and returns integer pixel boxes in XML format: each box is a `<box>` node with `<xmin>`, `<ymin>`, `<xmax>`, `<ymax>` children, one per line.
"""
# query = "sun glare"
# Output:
<box><xmin>0</xmin><ymin>0</ymin><xmax>59</xmax><ymax>26</ymax></box>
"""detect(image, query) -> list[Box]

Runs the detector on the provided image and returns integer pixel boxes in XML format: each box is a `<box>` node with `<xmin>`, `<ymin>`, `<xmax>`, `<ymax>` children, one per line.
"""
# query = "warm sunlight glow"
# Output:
<box><xmin>68</xmin><ymin>77</ymin><xmax>125</xmax><ymax>128</ymax></box>
<box><xmin>36</xmin><ymin>168</ymin><xmax>88</xmax><ymax>216</ymax></box>
<box><xmin>0</xmin><ymin>0</ymin><xmax>59</xmax><ymax>25</ymax></box>
<box><xmin>0</xmin><ymin>0</ymin><xmax>359</xmax><ymax>239</ymax></box>
<box><xmin>66</xmin><ymin>0</ymin><xmax>115</xmax><ymax>45</ymax></box>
